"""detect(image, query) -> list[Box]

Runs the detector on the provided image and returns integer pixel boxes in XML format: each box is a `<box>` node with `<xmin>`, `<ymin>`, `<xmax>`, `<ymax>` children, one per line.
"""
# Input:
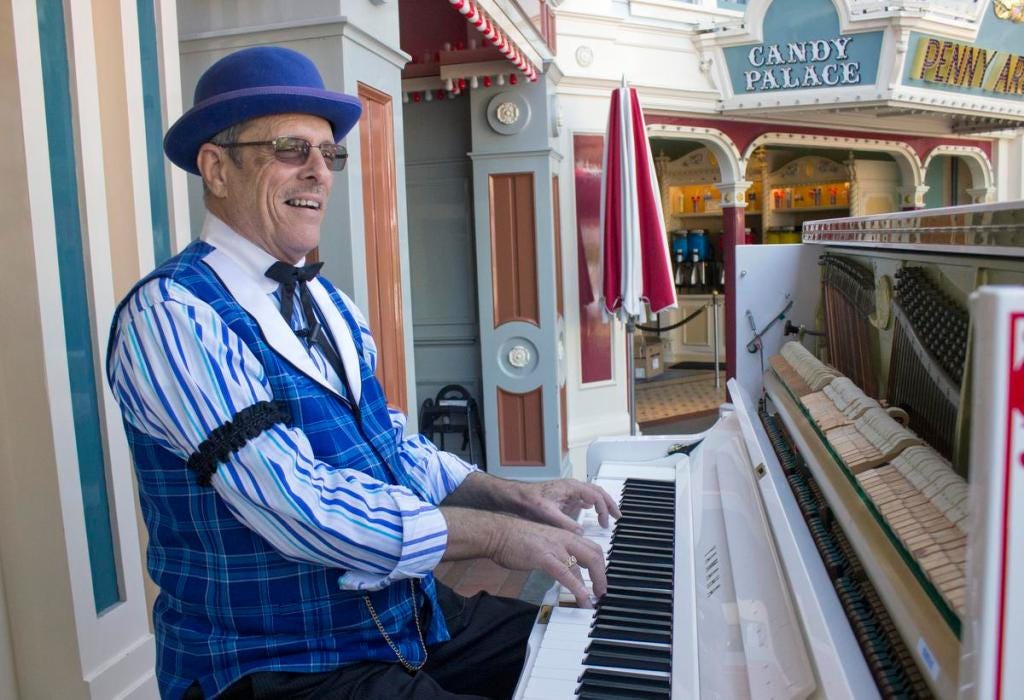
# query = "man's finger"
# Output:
<box><xmin>601</xmin><ymin>485</ymin><xmax>622</xmax><ymax>521</ymax></box>
<box><xmin>573</xmin><ymin>541</ymin><xmax>607</xmax><ymax>599</ymax></box>
<box><xmin>545</xmin><ymin>554</ymin><xmax>593</xmax><ymax>608</ymax></box>
<box><xmin>541</xmin><ymin>501</ymin><xmax>584</xmax><ymax>533</ymax></box>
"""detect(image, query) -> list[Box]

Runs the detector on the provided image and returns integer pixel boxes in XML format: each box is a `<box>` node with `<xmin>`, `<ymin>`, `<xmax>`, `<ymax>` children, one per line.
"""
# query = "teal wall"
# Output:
<box><xmin>925</xmin><ymin>157</ymin><xmax>946</xmax><ymax>209</ymax></box>
<box><xmin>723</xmin><ymin>0</ymin><xmax>882</xmax><ymax>94</ymax></box>
<box><xmin>37</xmin><ymin>0</ymin><xmax>121</xmax><ymax>612</ymax></box>
<box><xmin>137</xmin><ymin>0</ymin><xmax>172</xmax><ymax>264</ymax></box>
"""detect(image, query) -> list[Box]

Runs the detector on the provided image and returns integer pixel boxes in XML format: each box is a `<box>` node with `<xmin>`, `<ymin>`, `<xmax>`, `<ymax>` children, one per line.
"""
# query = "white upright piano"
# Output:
<box><xmin>514</xmin><ymin>201</ymin><xmax>1024</xmax><ymax>699</ymax></box>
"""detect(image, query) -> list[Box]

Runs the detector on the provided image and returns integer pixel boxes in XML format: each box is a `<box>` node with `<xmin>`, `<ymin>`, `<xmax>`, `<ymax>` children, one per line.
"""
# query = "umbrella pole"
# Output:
<box><xmin>627</xmin><ymin>319</ymin><xmax>637</xmax><ymax>436</ymax></box>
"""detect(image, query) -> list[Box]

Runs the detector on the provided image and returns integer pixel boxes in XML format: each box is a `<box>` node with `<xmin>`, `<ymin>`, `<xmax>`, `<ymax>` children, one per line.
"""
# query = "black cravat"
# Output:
<box><xmin>265</xmin><ymin>261</ymin><xmax>348</xmax><ymax>391</ymax></box>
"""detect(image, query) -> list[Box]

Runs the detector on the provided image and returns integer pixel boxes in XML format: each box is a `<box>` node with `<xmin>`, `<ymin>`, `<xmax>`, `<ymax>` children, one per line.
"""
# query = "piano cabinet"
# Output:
<box><xmin>514</xmin><ymin>201</ymin><xmax>1024</xmax><ymax>700</ymax></box>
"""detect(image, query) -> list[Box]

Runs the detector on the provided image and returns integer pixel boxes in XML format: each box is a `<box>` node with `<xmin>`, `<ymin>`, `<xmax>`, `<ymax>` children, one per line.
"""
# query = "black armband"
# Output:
<box><xmin>186</xmin><ymin>401</ymin><xmax>291</xmax><ymax>486</ymax></box>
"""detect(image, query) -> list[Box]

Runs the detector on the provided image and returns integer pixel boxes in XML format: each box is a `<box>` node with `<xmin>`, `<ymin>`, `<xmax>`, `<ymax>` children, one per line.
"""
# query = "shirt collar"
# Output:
<box><xmin>200</xmin><ymin>213</ymin><xmax>305</xmax><ymax>295</ymax></box>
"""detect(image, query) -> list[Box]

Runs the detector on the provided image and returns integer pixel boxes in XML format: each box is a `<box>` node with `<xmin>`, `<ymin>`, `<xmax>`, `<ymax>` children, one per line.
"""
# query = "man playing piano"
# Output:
<box><xmin>106</xmin><ymin>46</ymin><xmax>619</xmax><ymax>699</ymax></box>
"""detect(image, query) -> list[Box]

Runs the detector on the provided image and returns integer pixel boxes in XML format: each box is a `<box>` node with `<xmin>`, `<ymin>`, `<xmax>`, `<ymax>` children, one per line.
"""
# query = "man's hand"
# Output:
<box><xmin>441</xmin><ymin>472</ymin><xmax>621</xmax><ymax>534</ymax></box>
<box><xmin>515</xmin><ymin>479</ymin><xmax>621</xmax><ymax>534</ymax></box>
<box><xmin>441</xmin><ymin>508</ymin><xmax>607</xmax><ymax>608</ymax></box>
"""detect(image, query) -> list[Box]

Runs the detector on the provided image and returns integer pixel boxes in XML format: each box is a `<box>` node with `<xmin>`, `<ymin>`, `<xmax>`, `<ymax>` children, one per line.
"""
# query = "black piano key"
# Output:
<box><xmin>617</xmin><ymin>498</ymin><xmax>675</xmax><ymax>512</ymax></box>
<box><xmin>605</xmin><ymin>555</ymin><xmax>673</xmax><ymax>573</ymax></box>
<box><xmin>577</xmin><ymin>687</ymin><xmax>663</xmax><ymax>700</ymax></box>
<box><xmin>608</xmin><ymin>543</ymin><xmax>673</xmax><ymax>559</ymax></box>
<box><xmin>593</xmin><ymin>613</ymin><xmax>672</xmax><ymax>632</ymax></box>
<box><xmin>613</xmin><ymin>517</ymin><xmax>675</xmax><ymax>531</ymax></box>
<box><xmin>602</xmin><ymin>556</ymin><xmax>675</xmax><ymax>573</ymax></box>
<box><xmin>599</xmin><ymin>591</ymin><xmax>672</xmax><ymax>613</ymax></box>
<box><xmin>597</xmin><ymin>603</ymin><xmax>672</xmax><ymax>622</ymax></box>
<box><xmin>613</xmin><ymin>520</ymin><xmax>674</xmax><ymax>534</ymax></box>
<box><xmin>610</xmin><ymin>535</ymin><xmax>673</xmax><ymax>551</ymax></box>
<box><xmin>576</xmin><ymin>668</ymin><xmax>671</xmax><ymax>698</ymax></box>
<box><xmin>622</xmin><ymin>478</ymin><xmax>674</xmax><ymax>488</ymax></box>
<box><xmin>606</xmin><ymin>573</ymin><xmax>673</xmax><ymax>592</ymax></box>
<box><xmin>583</xmin><ymin>639</ymin><xmax>672</xmax><ymax>673</ymax></box>
<box><xmin>590</xmin><ymin>622</ymin><xmax>671</xmax><ymax>644</ymax></box>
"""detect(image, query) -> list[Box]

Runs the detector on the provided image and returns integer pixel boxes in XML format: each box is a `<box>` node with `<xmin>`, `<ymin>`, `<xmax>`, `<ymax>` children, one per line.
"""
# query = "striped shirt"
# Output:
<box><xmin>108</xmin><ymin>215</ymin><xmax>475</xmax><ymax>591</ymax></box>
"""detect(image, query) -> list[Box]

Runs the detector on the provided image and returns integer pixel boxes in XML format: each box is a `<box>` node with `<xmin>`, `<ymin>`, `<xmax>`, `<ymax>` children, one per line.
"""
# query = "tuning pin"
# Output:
<box><xmin>412</xmin><ymin>92</ymin><xmax>422</xmax><ymax>103</ymax></box>
<box><xmin>470</xmin><ymin>75</ymin><xmax>479</xmax><ymax>89</ymax></box>
<box><xmin>483</xmin><ymin>75</ymin><xmax>492</xmax><ymax>87</ymax></box>
<box><xmin>497</xmin><ymin>74</ymin><xmax>505</xmax><ymax>86</ymax></box>
<box><xmin>402</xmin><ymin>92</ymin><xmax>409</xmax><ymax>103</ymax></box>
<box><xmin>509</xmin><ymin>73</ymin><xmax>518</xmax><ymax>85</ymax></box>
<box><xmin>424</xmin><ymin>90</ymin><xmax>433</xmax><ymax>102</ymax></box>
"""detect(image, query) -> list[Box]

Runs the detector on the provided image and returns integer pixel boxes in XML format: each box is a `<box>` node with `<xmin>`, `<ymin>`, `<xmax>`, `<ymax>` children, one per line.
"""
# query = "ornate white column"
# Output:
<box><xmin>899</xmin><ymin>185</ymin><xmax>929</xmax><ymax>210</ymax></box>
<box><xmin>967</xmin><ymin>186</ymin><xmax>997</xmax><ymax>204</ymax></box>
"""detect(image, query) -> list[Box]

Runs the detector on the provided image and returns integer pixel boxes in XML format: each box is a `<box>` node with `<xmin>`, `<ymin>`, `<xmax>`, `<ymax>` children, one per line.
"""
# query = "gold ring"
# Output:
<box><xmin>565</xmin><ymin>555</ymin><xmax>578</xmax><ymax>570</ymax></box>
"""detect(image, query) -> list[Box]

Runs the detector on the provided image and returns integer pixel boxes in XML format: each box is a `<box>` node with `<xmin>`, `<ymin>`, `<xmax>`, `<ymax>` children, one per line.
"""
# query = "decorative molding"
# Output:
<box><xmin>922</xmin><ymin>145</ymin><xmax>995</xmax><ymax>192</ymax></box>
<box><xmin>742</xmin><ymin>131</ymin><xmax>923</xmax><ymax>187</ymax></box>
<box><xmin>179</xmin><ymin>18</ymin><xmax>411</xmax><ymax>70</ymax></box>
<box><xmin>646</xmin><ymin>123</ymin><xmax>745</xmax><ymax>184</ymax></box>
<box><xmin>575</xmin><ymin>45</ymin><xmax>594</xmax><ymax>67</ymax></box>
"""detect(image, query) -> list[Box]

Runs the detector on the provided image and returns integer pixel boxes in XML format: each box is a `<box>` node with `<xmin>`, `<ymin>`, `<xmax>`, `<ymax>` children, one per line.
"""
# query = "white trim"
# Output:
<box><xmin>743</xmin><ymin>131</ymin><xmax>924</xmax><ymax>187</ymax></box>
<box><xmin>711</xmin><ymin>0</ymin><xmax>984</xmax><ymax>47</ymax></box>
<box><xmin>119</xmin><ymin>0</ymin><xmax>156</xmax><ymax>275</ymax></box>
<box><xmin>922</xmin><ymin>144</ymin><xmax>995</xmax><ymax>192</ymax></box>
<box><xmin>646</xmin><ymin>123</ymin><xmax>745</xmax><ymax>184</ymax></box>
<box><xmin>64</xmin><ymin>0</ymin><xmax>155</xmax><ymax>687</ymax></box>
<box><xmin>155</xmin><ymin>0</ymin><xmax>191</xmax><ymax>254</ymax></box>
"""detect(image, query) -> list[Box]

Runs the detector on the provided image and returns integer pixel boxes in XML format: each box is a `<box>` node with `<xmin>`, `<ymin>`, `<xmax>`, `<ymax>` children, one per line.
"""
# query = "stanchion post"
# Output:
<box><xmin>627</xmin><ymin>319</ymin><xmax>637</xmax><ymax>436</ymax></box>
<box><xmin>712</xmin><ymin>292</ymin><xmax>721</xmax><ymax>389</ymax></box>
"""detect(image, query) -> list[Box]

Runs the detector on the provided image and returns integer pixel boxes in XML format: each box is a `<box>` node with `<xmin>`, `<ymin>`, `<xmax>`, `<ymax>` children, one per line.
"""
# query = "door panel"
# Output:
<box><xmin>358</xmin><ymin>82</ymin><xmax>407</xmax><ymax>412</ymax></box>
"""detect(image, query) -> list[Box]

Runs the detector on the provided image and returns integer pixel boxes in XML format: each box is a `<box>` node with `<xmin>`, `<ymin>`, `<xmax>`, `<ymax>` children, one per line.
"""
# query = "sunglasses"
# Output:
<box><xmin>217</xmin><ymin>136</ymin><xmax>348</xmax><ymax>171</ymax></box>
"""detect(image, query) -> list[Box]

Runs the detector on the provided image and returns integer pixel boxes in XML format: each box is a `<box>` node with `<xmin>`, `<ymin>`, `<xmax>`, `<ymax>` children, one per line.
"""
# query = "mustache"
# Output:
<box><xmin>282</xmin><ymin>186</ymin><xmax>326</xmax><ymax>199</ymax></box>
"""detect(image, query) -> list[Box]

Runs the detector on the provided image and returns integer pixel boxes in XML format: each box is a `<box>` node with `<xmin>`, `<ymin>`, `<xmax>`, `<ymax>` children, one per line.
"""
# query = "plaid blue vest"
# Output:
<box><xmin>108</xmin><ymin>241</ymin><xmax>448</xmax><ymax>698</ymax></box>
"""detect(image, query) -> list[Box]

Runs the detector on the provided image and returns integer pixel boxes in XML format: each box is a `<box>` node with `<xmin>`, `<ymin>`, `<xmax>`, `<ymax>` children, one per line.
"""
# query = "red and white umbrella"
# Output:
<box><xmin>598</xmin><ymin>81</ymin><xmax>676</xmax><ymax>433</ymax></box>
<box><xmin>599</xmin><ymin>81</ymin><xmax>676</xmax><ymax>323</ymax></box>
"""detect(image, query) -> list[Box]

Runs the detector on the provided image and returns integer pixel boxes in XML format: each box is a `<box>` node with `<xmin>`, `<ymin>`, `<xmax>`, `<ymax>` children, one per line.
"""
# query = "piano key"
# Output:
<box><xmin>590</xmin><ymin>623</ymin><xmax>671</xmax><ymax>645</ymax></box>
<box><xmin>576</xmin><ymin>667</ymin><xmax>671</xmax><ymax>697</ymax></box>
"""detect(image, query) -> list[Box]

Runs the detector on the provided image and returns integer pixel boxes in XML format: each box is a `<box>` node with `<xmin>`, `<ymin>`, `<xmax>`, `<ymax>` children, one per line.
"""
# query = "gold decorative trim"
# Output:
<box><xmin>994</xmin><ymin>0</ymin><xmax>1024</xmax><ymax>22</ymax></box>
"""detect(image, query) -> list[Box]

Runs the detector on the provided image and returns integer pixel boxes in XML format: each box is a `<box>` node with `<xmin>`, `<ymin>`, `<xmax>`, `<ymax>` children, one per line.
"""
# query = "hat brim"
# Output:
<box><xmin>164</xmin><ymin>86</ymin><xmax>363</xmax><ymax>175</ymax></box>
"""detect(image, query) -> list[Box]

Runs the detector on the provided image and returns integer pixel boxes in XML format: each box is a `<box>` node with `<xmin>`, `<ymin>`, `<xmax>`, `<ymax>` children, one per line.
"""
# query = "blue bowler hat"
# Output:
<box><xmin>164</xmin><ymin>46</ymin><xmax>362</xmax><ymax>175</ymax></box>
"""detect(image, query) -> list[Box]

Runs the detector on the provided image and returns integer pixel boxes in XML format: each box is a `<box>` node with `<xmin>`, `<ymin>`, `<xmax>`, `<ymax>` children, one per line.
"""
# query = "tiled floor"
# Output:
<box><xmin>434</xmin><ymin>558</ymin><xmax>531</xmax><ymax>599</ymax></box>
<box><xmin>435</xmin><ymin>559</ymin><xmax>556</xmax><ymax>605</ymax></box>
<box><xmin>636</xmin><ymin>368</ymin><xmax>726</xmax><ymax>425</ymax></box>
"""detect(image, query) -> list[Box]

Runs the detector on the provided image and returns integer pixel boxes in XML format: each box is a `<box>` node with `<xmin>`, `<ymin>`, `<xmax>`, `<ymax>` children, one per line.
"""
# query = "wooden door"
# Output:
<box><xmin>358</xmin><ymin>82</ymin><xmax>407</xmax><ymax>412</ymax></box>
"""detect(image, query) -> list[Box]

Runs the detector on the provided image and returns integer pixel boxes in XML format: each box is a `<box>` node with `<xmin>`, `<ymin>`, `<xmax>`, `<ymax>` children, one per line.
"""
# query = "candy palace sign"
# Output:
<box><xmin>742</xmin><ymin>36</ymin><xmax>862</xmax><ymax>92</ymax></box>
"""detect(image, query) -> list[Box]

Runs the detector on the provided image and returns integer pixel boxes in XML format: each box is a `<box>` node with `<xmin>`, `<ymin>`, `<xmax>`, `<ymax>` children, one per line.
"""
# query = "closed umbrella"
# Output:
<box><xmin>599</xmin><ymin>80</ymin><xmax>677</xmax><ymax>434</ymax></box>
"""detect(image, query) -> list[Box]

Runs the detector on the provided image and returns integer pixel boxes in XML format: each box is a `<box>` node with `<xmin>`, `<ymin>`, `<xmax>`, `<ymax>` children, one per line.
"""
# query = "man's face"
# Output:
<box><xmin>210</xmin><ymin>113</ymin><xmax>335</xmax><ymax>264</ymax></box>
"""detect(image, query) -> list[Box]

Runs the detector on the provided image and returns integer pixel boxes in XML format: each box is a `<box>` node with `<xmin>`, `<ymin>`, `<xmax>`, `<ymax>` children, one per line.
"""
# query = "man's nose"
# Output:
<box><xmin>301</xmin><ymin>146</ymin><xmax>332</xmax><ymax>181</ymax></box>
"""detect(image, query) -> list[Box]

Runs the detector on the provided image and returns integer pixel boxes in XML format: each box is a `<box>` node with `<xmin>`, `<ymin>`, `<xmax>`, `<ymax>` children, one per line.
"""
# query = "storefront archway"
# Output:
<box><xmin>742</xmin><ymin>132</ymin><xmax>923</xmax><ymax>200</ymax></box>
<box><xmin>647</xmin><ymin>124</ymin><xmax>745</xmax><ymax>187</ymax></box>
<box><xmin>922</xmin><ymin>146</ymin><xmax>995</xmax><ymax>207</ymax></box>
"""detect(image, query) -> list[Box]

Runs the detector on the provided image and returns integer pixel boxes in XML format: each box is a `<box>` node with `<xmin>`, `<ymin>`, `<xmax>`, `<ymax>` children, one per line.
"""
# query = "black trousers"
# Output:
<box><xmin>188</xmin><ymin>584</ymin><xmax>539</xmax><ymax>699</ymax></box>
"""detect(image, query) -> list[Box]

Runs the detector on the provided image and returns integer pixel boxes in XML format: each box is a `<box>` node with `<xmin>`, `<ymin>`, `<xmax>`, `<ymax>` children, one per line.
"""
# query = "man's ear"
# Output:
<box><xmin>197</xmin><ymin>143</ymin><xmax>230</xmax><ymax>198</ymax></box>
